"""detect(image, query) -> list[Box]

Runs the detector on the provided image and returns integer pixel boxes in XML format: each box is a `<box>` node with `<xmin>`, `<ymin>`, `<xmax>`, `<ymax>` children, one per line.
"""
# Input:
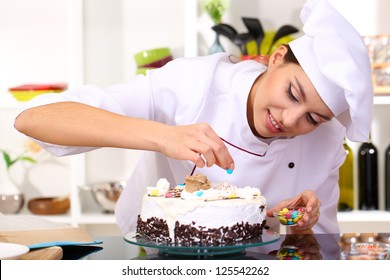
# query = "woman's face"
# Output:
<box><xmin>248</xmin><ymin>46</ymin><xmax>334</xmax><ymax>139</ymax></box>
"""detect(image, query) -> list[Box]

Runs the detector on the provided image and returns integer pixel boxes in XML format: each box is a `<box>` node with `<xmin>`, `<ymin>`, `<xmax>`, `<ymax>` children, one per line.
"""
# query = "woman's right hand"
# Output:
<box><xmin>15</xmin><ymin>102</ymin><xmax>234</xmax><ymax>171</ymax></box>
<box><xmin>159</xmin><ymin>123</ymin><xmax>235</xmax><ymax>171</ymax></box>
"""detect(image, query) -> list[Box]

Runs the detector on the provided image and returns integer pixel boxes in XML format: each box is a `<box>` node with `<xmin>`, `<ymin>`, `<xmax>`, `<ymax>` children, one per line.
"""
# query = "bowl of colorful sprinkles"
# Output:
<box><xmin>274</xmin><ymin>207</ymin><xmax>306</xmax><ymax>226</ymax></box>
<box><xmin>277</xmin><ymin>246</ymin><xmax>303</xmax><ymax>260</ymax></box>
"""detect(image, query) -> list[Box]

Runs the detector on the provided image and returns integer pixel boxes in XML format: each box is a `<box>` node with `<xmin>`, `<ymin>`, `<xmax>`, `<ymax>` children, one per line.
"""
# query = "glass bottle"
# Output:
<box><xmin>385</xmin><ymin>143</ymin><xmax>390</xmax><ymax>211</ymax></box>
<box><xmin>358</xmin><ymin>135</ymin><xmax>379</xmax><ymax>210</ymax></box>
<box><xmin>338</xmin><ymin>138</ymin><xmax>354</xmax><ymax>211</ymax></box>
<box><xmin>209</xmin><ymin>34</ymin><xmax>225</xmax><ymax>54</ymax></box>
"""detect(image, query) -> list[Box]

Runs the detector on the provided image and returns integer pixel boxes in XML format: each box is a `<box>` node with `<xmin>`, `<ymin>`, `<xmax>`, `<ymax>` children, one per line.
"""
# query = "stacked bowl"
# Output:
<box><xmin>8</xmin><ymin>83</ymin><xmax>67</xmax><ymax>102</ymax></box>
<box><xmin>134</xmin><ymin>47</ymin><xmax>173</xmax><ymax>75</ymax></box>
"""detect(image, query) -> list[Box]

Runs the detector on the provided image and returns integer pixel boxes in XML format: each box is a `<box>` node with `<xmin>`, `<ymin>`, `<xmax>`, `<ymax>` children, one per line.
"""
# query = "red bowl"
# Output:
<box><xmin>140</xmin><ymin>55</ymin><xmax>173</xmax><ymax>68</ymax></box>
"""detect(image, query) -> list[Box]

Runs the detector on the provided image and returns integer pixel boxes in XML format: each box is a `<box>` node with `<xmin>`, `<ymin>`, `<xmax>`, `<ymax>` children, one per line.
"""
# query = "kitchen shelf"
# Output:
<box><xmin>6</xmin><ymin>213</ymin><xmax>116</xmax><ymax>226</ymax></box>
<box><xmin>77</xmin><ymin>213</ymin><xmax>116</xmax><ymax>225</ymax></box>
<box><xmin>373</xmin><ymin>95</ymin><xmax>390</xmax><ymax>104</ymax></box>
<box><xmin>337</xmin><ymin>210</ymin><xmax>390</xmax><ymax>222</ymax></box>
<box><xmin>6</xmin><ymin>214</ymin><xmax>73</xmax><ymax>225</ymax></box>
<box><xmin>337</xmin><ymin>211</ymin><xmax>390</xmax><ymax>233</ymax></box>
<box><xmin>374</xmin><ymin>86</ymin><xmax>390</xmax><ymax>95</ymax></box>
<box><xmin>373</xmin><ymin>86</ymin><xmax>390</xmax><ymax>104</ymax></box>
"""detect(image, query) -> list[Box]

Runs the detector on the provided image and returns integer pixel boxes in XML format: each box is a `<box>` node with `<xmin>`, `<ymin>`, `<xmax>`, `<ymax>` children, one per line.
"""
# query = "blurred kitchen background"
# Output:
<box><xmin>1</xmin><ymin>0</ymin><xmax>390</xmax><ymax>236</ymax></box>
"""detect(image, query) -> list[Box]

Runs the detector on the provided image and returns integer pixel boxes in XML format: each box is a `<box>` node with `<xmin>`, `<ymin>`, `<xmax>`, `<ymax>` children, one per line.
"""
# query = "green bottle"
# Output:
<box><xmin>338</xmin><ymin>137</ymin><xmax>354</xmax><ymax>211</ymax></box>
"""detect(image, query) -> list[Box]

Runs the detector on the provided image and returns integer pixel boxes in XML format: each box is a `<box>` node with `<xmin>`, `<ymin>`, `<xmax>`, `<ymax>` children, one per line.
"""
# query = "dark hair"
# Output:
<box><xmin>284</xmin><ymin>44</ymin><xmax>299</xmax><ymax>65</ymax></box>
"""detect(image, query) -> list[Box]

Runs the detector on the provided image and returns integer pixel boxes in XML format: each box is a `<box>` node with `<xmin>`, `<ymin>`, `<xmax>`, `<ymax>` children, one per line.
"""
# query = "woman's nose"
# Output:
<box><xmin>281</xmin><ymin>109</ymin><xmax>301</xmax><ymax>129</ymax></box>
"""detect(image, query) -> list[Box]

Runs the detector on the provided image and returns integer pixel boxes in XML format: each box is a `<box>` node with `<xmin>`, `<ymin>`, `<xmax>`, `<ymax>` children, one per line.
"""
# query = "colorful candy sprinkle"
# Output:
<box><xmin>150</xmin><ymin>189</ymin><xmax>159</xmax><ymax>196</ymax></box>
<box><xmin>226</xmin><ymin>168</ymin><xmax>233</xmax><ymax>174</ymax></box>
<box><xmin>196</xmin><ymin>191</ymin><xmax>204</xmax><ymax>197</ymax></box>
<box><xmin>277</xmin><ymin>246</ymin><xmax>303</xmax><ymax>260</ymax></box>
<box><xmin>275</xmin><ymin>207</ymin><xmax>305</xmax><ymax>226</ymax></box>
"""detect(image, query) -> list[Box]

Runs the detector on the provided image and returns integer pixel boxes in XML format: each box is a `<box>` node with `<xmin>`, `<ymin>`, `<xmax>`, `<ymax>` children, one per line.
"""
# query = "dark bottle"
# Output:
<box><xmin>385</xmin><ymin>144</ymin><xmax>390</xmax><ymax>211</ymax></box>
<box><xmin>358</xmin><ymin>137</ymin><xmax>379</xmax><ymax>210</ymax></box>
<box><xmin>338</xmin><ymin>138</ymin><xmax>354</xmax><ymax>211</ymax></box>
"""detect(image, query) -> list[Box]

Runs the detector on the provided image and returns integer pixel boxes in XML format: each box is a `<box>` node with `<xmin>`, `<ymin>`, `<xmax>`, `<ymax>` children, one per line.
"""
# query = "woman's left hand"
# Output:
<box><xmin>267</xmin><ymin>190</ymin><xmax>321</xmax><ymax>232</ymax></box>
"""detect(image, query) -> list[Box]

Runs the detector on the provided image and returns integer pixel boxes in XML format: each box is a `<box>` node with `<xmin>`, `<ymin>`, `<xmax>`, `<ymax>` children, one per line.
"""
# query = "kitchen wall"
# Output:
<box><xmin>2</xmin><ymin>0</ymin><xmax>389</xmax><ymax>88</ymax></box>
<box><xmin>2</xmin><ymin>0</ymin><xmax>390</xmax><ymax>91</ymax></box>
<box><xmin>0</xmin><ymin>0</ymin><xmax>68</xmax><ymax>93</ymax></box>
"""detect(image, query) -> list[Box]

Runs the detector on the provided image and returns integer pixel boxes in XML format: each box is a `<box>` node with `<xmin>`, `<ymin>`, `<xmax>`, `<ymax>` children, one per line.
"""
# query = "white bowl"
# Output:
<box><xmin>0</xmin><ymin>243</ymin><xmax>29</xmax><ymax>260</ymax></box>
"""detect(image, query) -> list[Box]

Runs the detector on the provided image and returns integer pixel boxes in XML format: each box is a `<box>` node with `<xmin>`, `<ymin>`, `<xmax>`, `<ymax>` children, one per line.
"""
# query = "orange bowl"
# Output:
<box><xmin>28</xmin><ymin>197</ymin><xmax>70</xmax><ymax>215</ymax></box>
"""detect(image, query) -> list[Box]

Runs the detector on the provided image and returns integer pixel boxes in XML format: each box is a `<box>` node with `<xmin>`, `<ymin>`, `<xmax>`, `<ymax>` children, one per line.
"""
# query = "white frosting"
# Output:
<box><xmin>146</xmin><ymin>178</ymin><xmax>170</xmax><ymax>196</ymax></box>
<box><xmin>180</xmin><ymin>181</ymin><xmax>263</xmax><ymax>201</ymax></box>
<box><xmin>139</xmin><ymin>179</ymin><xmax>267</xmax><ymax>241</ymax></box>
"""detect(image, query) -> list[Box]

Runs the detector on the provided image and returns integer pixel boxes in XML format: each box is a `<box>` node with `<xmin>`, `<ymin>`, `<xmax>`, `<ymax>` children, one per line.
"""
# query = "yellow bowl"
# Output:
<box><xmin>134</xmin><ymin>47</ymin><xmax>171</xmax><ymax>67</ymax></box>
<box><xmin>9</xmin><ymin>90</ymin><xmax>62</xmax><ymax>102</ymax></box>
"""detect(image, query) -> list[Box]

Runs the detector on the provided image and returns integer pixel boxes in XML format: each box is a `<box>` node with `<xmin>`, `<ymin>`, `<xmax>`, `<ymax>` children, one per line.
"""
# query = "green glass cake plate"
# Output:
<box><xmin>124</xmin><ymin>230</ymin><xmax>280</xmax><ymax>258</ymax></box>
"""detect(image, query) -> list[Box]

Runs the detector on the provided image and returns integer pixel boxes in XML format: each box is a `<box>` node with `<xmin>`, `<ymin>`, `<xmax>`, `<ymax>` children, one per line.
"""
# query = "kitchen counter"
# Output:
<box><xmin>68</xmin><ymin>232</ymin><xmax>390</xmax><ymax>260</ymax></box>
<box><xmin>2</xmin><ymin>216</ymin><xmax>389</xmax><ymax>260</ymax></box>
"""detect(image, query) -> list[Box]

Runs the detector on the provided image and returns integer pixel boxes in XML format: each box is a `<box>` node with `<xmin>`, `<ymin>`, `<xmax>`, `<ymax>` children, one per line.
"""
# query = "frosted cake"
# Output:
<box><xmin>136</xmin><ymin>174</ymin><xmax>267</xmax><ymax>244</ymax></box>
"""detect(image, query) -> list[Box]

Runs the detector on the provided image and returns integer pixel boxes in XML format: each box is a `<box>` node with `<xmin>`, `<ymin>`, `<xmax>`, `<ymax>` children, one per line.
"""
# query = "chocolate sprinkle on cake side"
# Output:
<box><xmin>173</xmin><ymin>219</ymin><xmax>266</xmax><ymax>245</ymax></box>
<box><xmin>136</xmin><ymin>215</ymin><xmax>172</xmax><ymax>243</ymax></box>
<box><xmin>136</xmin><ymin>205</ymin><xmax>267</xmax><ymax>245</ymax></box>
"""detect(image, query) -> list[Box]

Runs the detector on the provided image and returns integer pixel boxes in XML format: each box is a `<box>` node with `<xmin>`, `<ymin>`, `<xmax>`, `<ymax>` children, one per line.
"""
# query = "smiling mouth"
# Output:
<box><xmin>268</xmin><ymin>112</ymin><xmax>283</xmax><ymax>131</ymax></box>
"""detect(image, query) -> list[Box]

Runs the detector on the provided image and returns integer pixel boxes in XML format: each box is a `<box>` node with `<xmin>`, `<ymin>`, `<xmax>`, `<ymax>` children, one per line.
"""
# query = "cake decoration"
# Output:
<box><xmin>184</xmin><ymin>173</ymin><xmax>211</xmax><ymax>193</ymax></box>
<box><xmin>136</xmin><ymin>174</ymin><xmax>267</xmax><ymax>245</ymax></box>
<box><xmin>165</xmin><ymin>184</ymin><xmax>184</xmax><ymax>198</ymax></box>
<box><xmin>146</xmin><ymin>178</ymin><xmax>170</xmax><ymax>197</ymax></box>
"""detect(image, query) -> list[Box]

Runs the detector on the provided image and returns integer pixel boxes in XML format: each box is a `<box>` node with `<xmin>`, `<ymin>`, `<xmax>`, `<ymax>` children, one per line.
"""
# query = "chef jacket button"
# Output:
<box><xmin>288</xmin><ymin>162</ymin><xmax>295</xmax><ymax>169</ymax></box>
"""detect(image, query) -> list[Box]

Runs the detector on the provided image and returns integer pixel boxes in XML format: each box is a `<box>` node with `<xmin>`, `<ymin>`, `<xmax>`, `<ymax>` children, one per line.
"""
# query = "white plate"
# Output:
<box><xmin>0</xmin><ymin>242</ymin><xmax>30</xmax><ymax>260</ymax></box>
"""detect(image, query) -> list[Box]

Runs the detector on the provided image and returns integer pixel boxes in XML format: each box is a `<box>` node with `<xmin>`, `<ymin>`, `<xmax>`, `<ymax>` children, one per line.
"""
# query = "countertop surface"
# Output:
<box><xmin>2</xmin><ymin>215</ymin><xmax>389</xmax><ymax>260</ymax></box>
<box><xmin>70</xmin><ymin>232</ymin><xmax>390</xmax><ymax>260</ymax></box>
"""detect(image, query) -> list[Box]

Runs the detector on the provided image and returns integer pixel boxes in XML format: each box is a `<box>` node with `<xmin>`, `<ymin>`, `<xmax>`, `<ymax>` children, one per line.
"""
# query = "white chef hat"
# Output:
<box><xmin>289</xmin><ymin>0</ymin><xmax>373</xmax><ymax>142</ymax></box>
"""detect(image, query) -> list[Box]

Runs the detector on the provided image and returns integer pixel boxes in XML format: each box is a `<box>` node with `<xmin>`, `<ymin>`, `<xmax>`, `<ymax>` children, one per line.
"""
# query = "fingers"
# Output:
<box><xmin>167</xmin><ymin>123</ymin><xmax>235</xmax><ymax>171</ymax></box>
<box><xmin>187</xmin><ymin>144</ymin><xmax>215</xmax><ymax>168</ymax></box>
<box><xmin>270</xmin><ymin>190</ymin><xmax>321</xmax><ymax>231</ymax></box>
<box><xmin>297</xmin><ymin>205</ymin><xmax>320</xmax><ymax>230</ymax></box>
<box><xmin>189</xmin><ymin>123</ymin><xmax>234</xmax><ymax>170</ymax></box>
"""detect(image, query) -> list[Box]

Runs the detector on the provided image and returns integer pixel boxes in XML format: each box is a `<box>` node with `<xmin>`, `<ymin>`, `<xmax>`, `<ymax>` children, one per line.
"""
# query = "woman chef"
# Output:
<box><xmin>14</xmin><ymin>0</ymin><xmax>373</xmax><ymax>235</ymax></box>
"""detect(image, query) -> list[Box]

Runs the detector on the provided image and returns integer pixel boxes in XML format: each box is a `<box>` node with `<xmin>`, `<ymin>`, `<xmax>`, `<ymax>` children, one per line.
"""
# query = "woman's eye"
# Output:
<box><xmin>307</xmin><ymin>113</ymin><xmax>319</xmax><ymax>126</ymax></box>
<box><xmin>287</xmin><ymin>83</ymin><xmax>298</xmax><ymax>102</ymax></box>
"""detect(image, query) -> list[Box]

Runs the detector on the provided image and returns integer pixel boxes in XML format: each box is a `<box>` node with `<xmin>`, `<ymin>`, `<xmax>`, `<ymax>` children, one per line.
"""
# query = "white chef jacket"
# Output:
<box><xmin>20</xmin><ymin>53</ymin><xmax>346</xmax><ymax>234</ymax></box>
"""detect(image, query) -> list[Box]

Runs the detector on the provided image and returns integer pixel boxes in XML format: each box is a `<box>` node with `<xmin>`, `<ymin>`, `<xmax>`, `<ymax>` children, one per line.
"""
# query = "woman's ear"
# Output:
<box><xmin>268</xmin><ymin>45</ymin><xmax>289</xmax><ymax>68</ymax></box>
